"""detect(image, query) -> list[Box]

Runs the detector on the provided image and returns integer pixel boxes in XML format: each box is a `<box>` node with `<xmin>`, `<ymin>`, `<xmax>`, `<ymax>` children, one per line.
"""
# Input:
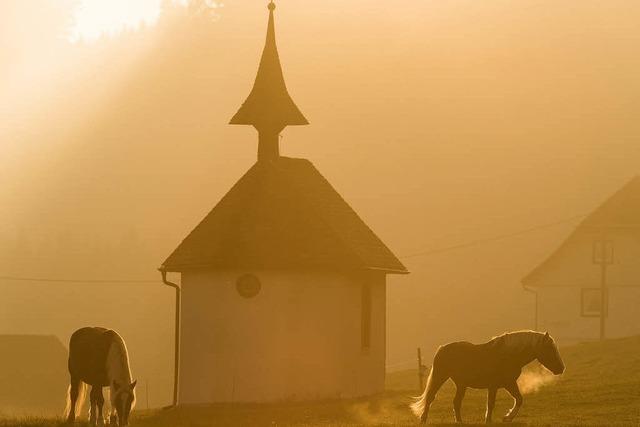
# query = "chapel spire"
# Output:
<box><xmin>229</xmin><ymin>1</ymin><xmax>308</xmax><ymax>161</ymax></box>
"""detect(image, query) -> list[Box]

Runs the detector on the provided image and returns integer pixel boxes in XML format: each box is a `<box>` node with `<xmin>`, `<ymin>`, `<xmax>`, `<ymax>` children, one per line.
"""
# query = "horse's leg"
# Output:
<box><xmin>420</xmin><ymin>370</ymin><xmax>449</xmax><ymax>424</ymax></box>
<box><xmin>96</xmin><ymin>387</ymin><xmax>105</xmax><ymax>426</ymax></box>
<box><xmin>503</xmin><ymin>381</ymin><xmax>523</xmax><ymax>422</ymax></box>
<box><xmin>67</xmin><ymin>377</ymin><xmax>81</xmax><ymax>422</ymax></box>
<box><xmin>89</xmin><ymin>386</ymin><xmax>99</xmax><ymax>426</ymax></box>
<box><xmin>109</xmin><ymin>387</ymin><xmax>119</xmax><ymax>426</ymax></box>
<box><xmin>485</xmin><ymin>387</ymin><xmax>497</xmax><ymax>424</ymax></box>
<box><xmin>453</xmin><ymin>383</ymin><xmax>466</xmax><ymax>423</ymax></box>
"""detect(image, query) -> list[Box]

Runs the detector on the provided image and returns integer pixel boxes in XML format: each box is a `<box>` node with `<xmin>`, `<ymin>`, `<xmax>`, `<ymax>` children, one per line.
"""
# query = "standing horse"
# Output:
<box><xmin>65</xmin><ymin>327</ymin><xmax>137</xmax><ymax>426</ymax></box>
<box><xmin>411</xmin><ymin>331</ymin><xmax>564</xmax><ymax>424</ymax></box>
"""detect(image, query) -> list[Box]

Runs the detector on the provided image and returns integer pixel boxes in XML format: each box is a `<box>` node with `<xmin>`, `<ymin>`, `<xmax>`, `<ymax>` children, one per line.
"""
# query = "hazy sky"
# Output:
<box><xmin>1</xmin><ymin>0</ymin><xmax>639</xmax><ymax>406</ymax></box>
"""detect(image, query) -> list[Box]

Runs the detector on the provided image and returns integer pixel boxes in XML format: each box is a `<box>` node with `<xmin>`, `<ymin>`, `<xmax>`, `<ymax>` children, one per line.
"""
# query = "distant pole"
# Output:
<box><xmin>146</xmin><ymin>379</ymin><xmax>150</xmax><ymax>410</ymax></box>
<box><xmin>533</xmin><ymin>290</ymin><xmax>538</xmax><ymax>331</ymax></box>
<box><xmin>599</xmin><ymin>253</ymin><xmax>606</xmax><ymax>341</ymax></box>
<box><xmin>417</xmin><ymin>347</ymin><xmax>423</xmax><ymax>391</ymax></box>
<box><xmin>523</xmin><ymin>286</ymin><xmax>538</xmax><ymax>331</ymax></box>
<box><xmin>593</xmin><ymin>239</ymin><xmax>613</xmax><ymax>341</ymax></box>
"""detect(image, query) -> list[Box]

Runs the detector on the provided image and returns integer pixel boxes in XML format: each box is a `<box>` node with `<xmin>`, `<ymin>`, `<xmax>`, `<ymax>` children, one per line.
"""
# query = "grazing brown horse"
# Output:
<box><xmin>411</xmin><ymin>331</ymin><xmax>565</xmax><ymax>424</ymax></box>
<box><xmin>65</xmin><ymin>327</ymin><xmax>137</xmax><ymax>426</ymax></box>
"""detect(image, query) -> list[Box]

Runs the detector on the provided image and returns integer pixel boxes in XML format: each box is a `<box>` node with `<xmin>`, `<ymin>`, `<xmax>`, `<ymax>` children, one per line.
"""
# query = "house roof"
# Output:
<box><xmin>578</xmin><ymin>176</ymin><xmax>640</xmax><ymax>228</ymax></box>
<box><xmin>161</xmin><ymin>157</ymin><xmax>408</xmax><ymax>274</ymax></box>
<box><xmin>229</xmin><ymin>2</ymin><xmax>308</xmax><ymax>130</ymax></box>
<box><xmin>522</xmin><ymin>175</ymin><xmax>640</xmax><ymax>287</ymax></box>
<box><xmin>0</xmin><ymin>335</ymin><xmax>68</xmax><ymax>414</ymax></box>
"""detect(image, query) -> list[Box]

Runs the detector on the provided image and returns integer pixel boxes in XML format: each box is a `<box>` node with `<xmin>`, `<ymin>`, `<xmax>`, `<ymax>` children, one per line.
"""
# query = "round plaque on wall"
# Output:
<box><xmin>236</xmin><ymin>274</ymin><xmax>261</xmax><ymax>298</ymax></box>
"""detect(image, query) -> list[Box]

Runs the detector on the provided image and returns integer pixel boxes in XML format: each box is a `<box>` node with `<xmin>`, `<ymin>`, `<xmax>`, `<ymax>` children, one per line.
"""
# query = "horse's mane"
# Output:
<box><xmin>490</xmin><ymin>330</ymin><xmax>545</xmax><ymax>356</ymax></box>
<box><xmin>106</xmin><ymin>331</ymin><xmax>133</xmax><ymax>384</ymax></box>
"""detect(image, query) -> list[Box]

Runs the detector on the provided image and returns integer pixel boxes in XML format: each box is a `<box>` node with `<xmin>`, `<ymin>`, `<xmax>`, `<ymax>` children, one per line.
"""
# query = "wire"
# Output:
<box><xmin>0</xmin><ymin>276</ymin><xmax>157</xmax><ymax>284</ymax></box>
<box><xmin>0</xmin><ymin>214</ymin><xmax>587</xmax><ymax>283</ymax></box>
<box><xmin>399</xmin><ymin>214</ymin><xmax>586</xmax><ymax>259</ymax></box>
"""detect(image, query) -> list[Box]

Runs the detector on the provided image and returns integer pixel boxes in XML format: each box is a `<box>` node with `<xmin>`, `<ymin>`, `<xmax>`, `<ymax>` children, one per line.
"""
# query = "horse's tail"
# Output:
<box><xmin>63</xmin><ymin>385</ymin><xmax>72</xmax><ymax>417</ymax></box>
<box><xmin>410</xmin><ymin>366</ymin><xmax>433</xmax><ymax>420</ymax></box>
<box><xmin>63</xmin><ymin>381</ymin><xmax>87</xmax><ymax>418</ymax></box>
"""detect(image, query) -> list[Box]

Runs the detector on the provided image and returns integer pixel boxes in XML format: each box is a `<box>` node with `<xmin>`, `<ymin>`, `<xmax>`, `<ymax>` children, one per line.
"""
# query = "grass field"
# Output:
<box><xmin>2</xmin><ymin>336</ymin><xmax>638</xmax><ymax>426</ymax></box>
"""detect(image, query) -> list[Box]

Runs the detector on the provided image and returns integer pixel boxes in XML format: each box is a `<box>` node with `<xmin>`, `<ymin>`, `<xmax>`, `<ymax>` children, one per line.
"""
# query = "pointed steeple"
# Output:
<box><xmin>230</xmin><ymin>1</ymin><xmax>308</xmax><ymax>161</ymax></box>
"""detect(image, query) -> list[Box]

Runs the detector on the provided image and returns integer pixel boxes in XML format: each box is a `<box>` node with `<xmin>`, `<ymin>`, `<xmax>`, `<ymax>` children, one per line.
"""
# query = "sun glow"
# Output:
<box><xmin>69</xmin><ymin>0</ymin><xmax>190</xmax><ymax>42</ymax></box>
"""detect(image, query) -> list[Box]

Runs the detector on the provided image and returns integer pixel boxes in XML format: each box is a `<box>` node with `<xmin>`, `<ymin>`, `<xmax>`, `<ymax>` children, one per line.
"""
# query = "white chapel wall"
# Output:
<box><xmin>178</xmin><ymin>268</ymin><xmax>386</xmax><ymax>403</ymax></box>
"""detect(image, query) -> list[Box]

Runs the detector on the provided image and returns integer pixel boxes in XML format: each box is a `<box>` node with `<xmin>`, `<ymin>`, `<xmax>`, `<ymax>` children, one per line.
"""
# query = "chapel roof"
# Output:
<box><xmin>161</xmin><ymin>157</ymin><xmax>408</xmax><ymax>274</ymax></box>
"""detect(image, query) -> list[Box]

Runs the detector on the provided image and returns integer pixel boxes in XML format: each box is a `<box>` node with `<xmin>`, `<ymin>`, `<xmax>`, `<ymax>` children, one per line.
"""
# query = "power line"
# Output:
<box><xmin>0</xmin><ymin>214</ymin><xmax>587</xmax><ymax>283</ymax></box>
<box><xmin>399</xmin><ymin>214</ymin><xmax>586</xmax><ymax>259</ymax></box>
<box><xmin>0</xmin><ymin>276</ymin><xmax>157</xmax><ymax>284</ymax></box>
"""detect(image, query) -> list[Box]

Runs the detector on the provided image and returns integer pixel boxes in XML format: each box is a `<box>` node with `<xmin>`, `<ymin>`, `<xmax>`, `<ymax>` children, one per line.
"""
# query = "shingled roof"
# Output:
<box><xmin>522</xmin><ymin>175</ymin><xmax>640</xmax><ymax>286</ymax></box>
<box><xmin>161</xmin><ymin>157</ymin><xmax>408</xmax><ymax>274</ymax></box>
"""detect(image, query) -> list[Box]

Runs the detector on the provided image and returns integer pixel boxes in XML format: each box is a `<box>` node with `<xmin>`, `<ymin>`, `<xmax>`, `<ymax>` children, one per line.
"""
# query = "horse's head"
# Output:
<box><xmin>536</xmin><ymin>332</ymin><xmax>565</xmax><ymax>375</ymax></box>
<box><xmin>112</xmin><ymin>379</ymin><xmax>137</xmax><ymax>426</ymax></box>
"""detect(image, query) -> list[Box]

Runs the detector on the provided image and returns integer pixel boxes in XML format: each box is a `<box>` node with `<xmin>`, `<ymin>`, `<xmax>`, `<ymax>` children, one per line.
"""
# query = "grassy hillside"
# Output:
<box><xmin>2</xmin><ymin>336</ymin><xmax>639</xmax><ymax>426</ymax></box>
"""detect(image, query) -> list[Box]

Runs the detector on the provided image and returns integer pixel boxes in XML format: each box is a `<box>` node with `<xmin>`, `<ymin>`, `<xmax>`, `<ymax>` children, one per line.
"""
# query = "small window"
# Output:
<box><xmin>361</xmin><ymin>283</ymin><xmax>371</xmax><ymax>350</ymax></box>
<box><xmin>236</xmin><ymin>274</ymin><xmax>261</xmax><ymax>298</ymax></box>
<box><xmin>581</xmin><ymin>288</ymin><xmax>607</xmax><ymax>317</ymax></box>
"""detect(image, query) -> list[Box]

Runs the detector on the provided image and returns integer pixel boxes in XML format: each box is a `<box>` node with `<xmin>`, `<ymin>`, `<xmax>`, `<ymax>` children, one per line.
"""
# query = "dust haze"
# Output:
<box><xmin>1</xmin><ymin>0</ymin><xmax>639</xmax><ymax>409</ymax></box>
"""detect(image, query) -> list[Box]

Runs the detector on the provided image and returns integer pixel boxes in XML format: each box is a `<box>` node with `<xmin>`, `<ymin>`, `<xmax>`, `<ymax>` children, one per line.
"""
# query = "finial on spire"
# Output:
<box><xmin>230</xmin><ymin>2</ymin><xmax>308</xmax><ymax>162</ymax></box>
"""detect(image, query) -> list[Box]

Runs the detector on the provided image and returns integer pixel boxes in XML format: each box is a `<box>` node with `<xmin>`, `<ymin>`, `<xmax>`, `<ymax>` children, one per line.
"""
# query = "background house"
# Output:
<box><xmin>160</xmin><ymin>3</ymin><xmax>407</xmax><ymax>404</ymax></box>
<box><xmin>0</xmin><ymin>335</ymin><xmax>68</xmax><ymax>416</ymax></box>
<box><xmin>522</xmin><ymin>176</ymin><xmax>640</xmax><ymax>344</ymax></box>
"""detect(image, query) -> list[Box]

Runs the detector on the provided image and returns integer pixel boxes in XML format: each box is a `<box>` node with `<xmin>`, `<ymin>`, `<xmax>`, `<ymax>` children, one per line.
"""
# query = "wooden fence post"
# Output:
<box><xmin>417</xmin><ymin>347</ymin><xmax>423</xmax><ymax>391</ymax></box>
